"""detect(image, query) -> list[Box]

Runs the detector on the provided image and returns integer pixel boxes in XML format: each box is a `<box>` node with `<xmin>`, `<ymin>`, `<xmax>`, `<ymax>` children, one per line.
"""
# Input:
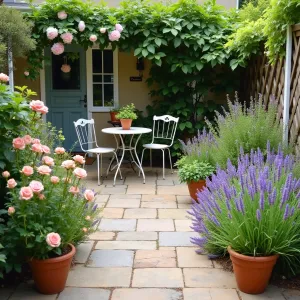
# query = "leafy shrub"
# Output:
<box><xmin>116</xmin><ymin>103</ymin><xmax>137</xmax><ymax>120</ymax></box>
<box><xmin>189</xmin><ymin>145</ymin><xmax>300</xmax><ymax>276</ymax></box>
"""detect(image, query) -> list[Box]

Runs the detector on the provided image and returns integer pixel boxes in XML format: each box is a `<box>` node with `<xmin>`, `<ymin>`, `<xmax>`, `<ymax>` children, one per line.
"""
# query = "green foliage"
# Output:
<box><xmin>116</xmin><ymin>103</ymin><xmax>137</xmax><ymax>120</ymax></box>
<box><xmin>0</xmin><ymin>6</ymin><xmax>36</xmax><ymax>68</ymax></box>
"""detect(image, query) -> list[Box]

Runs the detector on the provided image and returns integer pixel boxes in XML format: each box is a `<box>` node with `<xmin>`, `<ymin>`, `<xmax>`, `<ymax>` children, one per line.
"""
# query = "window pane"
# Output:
<box><xmin>104</xmin><ymin>75</ymin><xmax>114</xmax><ymax>83</ymax></box>
<box><xmin>93</xmin><ymin>75</ymin><xmax>102</xmax><ymax>82</ymax></box>
<box><xmin>103</xmin><ymin>50</ymin><xmax>113</xmax><ymax>73</ymax></box>
<box><xmin>52</xmin><ymin>53</ymin><xmax>80</xmax><ymax>90</ymax></box>
<box><xmin>93</xmin><ymin>84</ymin><xmax>103</xmax><ymax>106</ymax></box>
<box><xmin>104</xmin><ymin>84</ymin><xmax>114</xmax><ymax>107</ymax></box>
<box><xmin>92</xmin><ymin>50</ymin><xmax>102</xmax><ymax>73</ymax></box>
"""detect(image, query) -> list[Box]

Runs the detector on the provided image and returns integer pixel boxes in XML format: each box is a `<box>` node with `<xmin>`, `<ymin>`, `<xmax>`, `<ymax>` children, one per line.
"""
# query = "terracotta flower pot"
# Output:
<box><xmin>120</xmin><ymin>119</ymin><xmax>132</xmax><ymax>130</ymax></box>
<box><xmin>110</xmin><ymin>111</ymin><xmax>118</xmax><ymax>122</ymax></box>
<box><xmin>29</xmin><ymin>244</ymin><xmax>76</xmax><ymax>295</ymax></box>
<box><xmin>187</xmin><ymin>180</ymin><xmax>206</xmax><ymax>201</ymax></box>
<box><xmin>228</xmin><ymin>246</ymin><xmax>278</xmax><ymax>294</ymax></box>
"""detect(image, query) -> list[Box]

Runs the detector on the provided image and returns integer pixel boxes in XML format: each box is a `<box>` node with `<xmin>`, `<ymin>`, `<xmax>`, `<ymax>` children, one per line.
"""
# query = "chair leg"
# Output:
<box><xmin>150</xmin><ymin>149</ymin><xmax>152</xmax><ymax>168</ymax></box>
<box><xmin>83</xmin><ymin>152</ymin><xmax>88</xmax><ymax>169</ymax></box>
<box><xmin>139</xmin><ymin>148</ymin><xmax>146</xmax><ymax>177</ymax></box>
<box><xmin>100</xmin><ymin>154</ymin><xmax>103</xmax><ymax>179</ymax></box>
<box><xmin>97</xmin><ymin>154</ymin><xmax>100</xmax><ymax>186</ymax></box>
<box><xmin>167</xmin><ymin>148</ymin><xmax>173</xmax><ymax>173</ymax></box>
<box><xmin>162</xmin><ymin>149</ymin><xmax>165</xmax><ymax>179</ymax></box>
<box><xmin>113</xmin><ymin>151</ymin><xmax>123</xmax><ymax>180</ymax></box>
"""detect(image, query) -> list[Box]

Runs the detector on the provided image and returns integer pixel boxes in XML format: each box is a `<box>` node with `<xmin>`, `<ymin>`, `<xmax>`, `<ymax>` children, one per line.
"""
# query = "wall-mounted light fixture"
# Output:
<box><xmin>136</xmin><ymin>58</ymin><xmax>145</xmax><ymax>77</ymax></box>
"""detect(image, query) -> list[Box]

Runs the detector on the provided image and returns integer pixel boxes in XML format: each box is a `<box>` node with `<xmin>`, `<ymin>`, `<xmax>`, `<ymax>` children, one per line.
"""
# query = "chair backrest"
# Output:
<box><xmin>73</xmin><ymin>118</ymin><xmax>98</xmax><ymax>152</ymax></box>
<box><xmin>152</xmin><ymin>115</ymin><xmax>179</xmax><ymax>146</ymax></box>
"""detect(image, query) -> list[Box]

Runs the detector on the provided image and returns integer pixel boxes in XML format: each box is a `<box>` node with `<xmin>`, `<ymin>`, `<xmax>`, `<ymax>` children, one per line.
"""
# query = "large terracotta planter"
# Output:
<box><xmin>110</xmin><ymin>111</ymin><xmax>118</xmax><ymax>122</ymax></box>
<box><xmin>29</xmin><ymin>244</ymin><xmax>76</xmax><ymax>295</ymax></box>
<box><xmin>120</xmin><ymin>119</ymin><xmax>132</xmax><ymax>130</ymax></box>
<box><xmin>187</xmin><ymin>180</ymin><xmax>206</xmax><ymax>201</ymax></box>
<box><xmin>228</xmin><ymin>246</ymin><xmax>278</xmax><ymax>294</ymax></box>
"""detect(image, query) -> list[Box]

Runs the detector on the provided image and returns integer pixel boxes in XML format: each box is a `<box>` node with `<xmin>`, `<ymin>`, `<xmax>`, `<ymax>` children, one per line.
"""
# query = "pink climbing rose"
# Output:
<box><xmin>30</xmin><ymin>100</ymin><xmax>46</xmax><ymax>113</ymax></box>
<box><xmin>89</xmin><ymin>34</ymin><xmax>97</xmax><ymax>42</ymax></box>
<box><xmin>61</xmin><ymin>32</ymin><xmax>73</xmax><ymax>44</ymax></box>
<box><xmin>8</xmin><ymin>207</ymin><xmax>15</xmax><ymax>215</ymax></box>
<box><xmin>19</xmin><ymin>187</ymin><xmax>33</xmax><ymax>200</ymax></box>
<box><xmin>61</xmin><ymin>64</ymin><xmax>71</xmax><ymax>73</ymax></box>
<box><xmin>78</xmin><ymin>21</ymin><xmax>85</xmax><ymax>32</ymax></box>
<box><xmin>41</xmin><ymin>145</ymin><xmax>51</xmax><ymax>154</ymax></box>
<box><xmin>24</xmin><ymin>71</ymin><xmax>29</xmax><ymax>76</ymax></box>
<box><xmin>31</xmin><ymin>143</ymin><xmax>43</xmax><ymax>153</ymax></box>
<box><xmin>61</xmin><ymin>160</ymin><xmax>76</xmax><ymax>169</ymax></box>
<box><xmin>69</xmin><ymin>186</ymin><xmax>80</xmax><ymax>194</ymax></box>
<box><xmin>50</xmin><ymin>176</ymin><xmax>60</xmax><ymax>184</ymax></box>
<box><xmin>99</xmin><ymin>27</ymin><xmax>106</xmax><ymax>33</ymax></box>
<box><xmin>37</xmin><ymin>165</ymin><xmax>52</xmax><ymax>176</ymax></box>
<box><xmin>55</xmin><ymin>147</ymin><xmax>66</xmax><ymax>154</ymax></box>
<box><xmin>2</xmin><ymin>171</ymin><xmax>10</xmax><ymax>178</ymax></box>
<box><xmin>46</xmin><ymin>27</ymin><xmax>58</xmax><ymax>40</ymax></box>
<box><xmin>29</xmin><ymin>180</ymin><xmax>44</xmax><ymax>194</ymax></box>
<box><xmin>109</xmin><ymin>30</ymin><xmax>121</xmax><ymax>42</ymax></box>
<box><xmin>73</xmin><ymin>168</ymin><xmax>87</xmax><ymax>179</ymax></box>
<box><xmin>7</xmin><ymin>179</ymin><xmax>17</xmax><ymax>189</ymax></box>
<box><xmin>51</xmin><ymin>43</ymin><xmax>64</xmax><ymax>55</ymax></box>
<box><xmin>84</xmin><ymin>189</ymin><xmax>95</xmax><ymax>201</ymax></box>
<box><xmin>21</xmin><ymin>166</ymin><xmax>34</xmax><ymax>176</ymax></box>
<box><xmin>23</xmin><ymin>135</ymin><xmax>32</xmax><ymax>145</ymax></box>
<box><xmin>115</xmin><ymin>24</ymin><xmax>123</xmax><ymax>33</ymax></box>
<box><xmin>46</xmin><ymin>232</ymin><xmax>61</xmax><ymax>247</ymax></box>
<box><xmin>42</xmin><ymin>156</ymin><xmax>54</xmax><ymax>166</ymax></box>
<box><xmin>57</xmin><ymin>11</ymin><xmax>67</xmax><ymax>20</ymax></box>
<box><xmin>73</xmin><ymin>155</ymin><xmax>85</xmax><ymax>164</ymax></box>
<box><xmin>13</xmin><ymin>137</ymin><xmax>25</xmax><ymax>150</ymax></box>
<box><xmin>0</xmin><ymin>73</ymin><xmax>9</xmax><ymax>82</ymax></box>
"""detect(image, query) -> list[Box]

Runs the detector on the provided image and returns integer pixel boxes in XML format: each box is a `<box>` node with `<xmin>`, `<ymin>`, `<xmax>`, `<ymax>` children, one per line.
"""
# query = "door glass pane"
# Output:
<box><xmin>52</xmin><ymin>53</ymin><xmax>80</xmax><ymax>90</ymax></box>
<box><xmin>103</xmin><ymin>50</ymin><xmax>113</xmax><ymax>73</ymax></box>
<box><xmin>93</xmin><ymin>75</ymin><xmax>102</xmax><ymax>82</ymax></box>
<box><xmin>104</xmin><ymin>75</ymin><xmax>114</xmax><ymax>83</ymax></box>
<box><xmin>104</xmin><ymin>84</ymin><xmax>114</xmax><ymax>107</ymax></box>
<box><xmin>92</xmin><ymin>50</ymin><xmax>102</xmax><ymax>73</ymax></box>
<box><xmin>93</xmin><ymin>84</ymin><xmax>103</xmax><ymax>106</ymax></box>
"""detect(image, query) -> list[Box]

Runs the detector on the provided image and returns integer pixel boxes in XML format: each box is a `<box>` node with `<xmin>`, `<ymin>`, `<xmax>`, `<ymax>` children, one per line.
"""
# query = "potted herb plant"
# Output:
<box><xmin>110</xmin><ymin>108</ymin><xmax>119</xmax><ymax>122</ymax></box>
<box><xmin>1</xmin><ymin>100</ymin><xmax>100</xmax><ymax>295</ymax></box>
<box><xmin>116</xmin><ymin>103</ymin><xmax>137</xmax><ymax>130</ymax></box>
<box><xmin>190</xmin><ymin>145</ymin><xmax>300</xmax><ymax>294</ymax></box>
<box><xmin>175</xmin><ymin>156</ymin><xmax>214</xmax><ymax>200</ymax></box>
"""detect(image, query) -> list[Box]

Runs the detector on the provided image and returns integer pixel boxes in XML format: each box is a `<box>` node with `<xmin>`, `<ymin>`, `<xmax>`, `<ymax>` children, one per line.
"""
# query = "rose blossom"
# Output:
<box><xmin>57</xmin><ymin>11</ymin><xmax>67</xmax><ymax>20</ymax></box>
<box><xmin>0</xmin><ymin>73</ymin><xmax>9</xmax><ymax>82</ymax></box>
<box><xmin>29</xmin><ymin>100</ymin><xmax>46</xmax><ymax>113</ymax></box>
<box><xmin>46</xmin><ymin>232</ymin><xmax>61</xmax><ymax>248</ymax></box>
<box><xmin>61</xmin><ymin>32</ymin><xmax>73</xmax><ymax>44</ymax></box>
<box><xmin>32</xmin><ymin>143</ymin><xmax>43</xmax><ymax>153</ymax></box>
<box><xmin>43</xmin><ymin>156</ymin><xmax>54</xmax><ymax>166</ymax></box>
<box><xmin>89</xmin><ymin>34</ymin><xmax>97</xmax><ymax>42</ymax></box>
<box><xmin>39</xmin><ymin>106</ymin><xmax>49</xmax><ymax>114</ymax></box>
<box><xmin>61</xmin><ymin>160</ymin><xmax>76</xmax><ymax>169</ymax></box>
<box><xmin>99</xmin><ymin>27</ymin><xmax>106</xmax><ymax>33</ymax></box>
<box><xmin>32</xmin><ymin>138</ymin><xmax>40</xmax><ymax>144</ymax></box>
<box><xmin>82</xmin><ymin>227</ymin><xmax>88</xmax><ymax>233</ymax></box>
<box><xmin>51</xmin><ymin>176</ymin><xmax>60</xmax><ymax>184</ymax></box>
<box><xmin>8</xmin><ymin>207</ymin><xmax>15</xmax><ymax>215</ymax></box>
<box><xmin>24</xmin><ymin>71</ymin><xmax>29</xmax><ymax>76</ymax></box>
<box><xmin>69</xmin><ymin>186</ymin><xmax>80</xmax><ymax>194</ymax></box>
<box><xmin>73</xmin><ymin>168</ymin><xmax>87</xmax><ymax>179</ymax></box>
<box><xmin>78</xmin><ymin>21</ymin><xmax>85</xmax><ymax>32</ymax></box>
<box><xmin>85</xmin><ymin>215</ymin><xmax>91</xmax><ymax>221</ymax></box>
<box><xmin>55</xmin><ymin>147</ymin><xmax>65</xmax><ymax>154</ymax></box>
<box><xmin>61</xmin><ymin>64</ymin><xmax>71</xmax><ymax>73</ymax></box>
<box><xmin>109</xmin><ymin>30</ymin><xmax>121</xmax><ymax>42</ymax></box>
<box><xmin>7</xmin><ymin>179</ymin><xmax>17</xmax><ymax>189</ymax></box>
<box><xmin>46</xmin><ymin>27</ymin><xmax>58</xmax><ymax>40</ymax></box>
<box><xmin>73</xmin><ymin>155</ymin><xmax>85</xmax><ymax>164</ymax></box>
<box><xmin>2</xmin><ymin>171</ymin><xmax>10</xmax><ymax>178</ymax></box>
<box><xmin>37</xmin><ymin>165</ymin><xmax>52</xmax><ymax>176</ymax></box>
<box><xmin>29</xmin><ymin>180</ymin><xmax>44</xmax><ymax>193</ymax></box>
<box><xmin>13</xmin><ymin>137</ymin><xmax>25</xmax><ymax>150</ymax></box>
<box><xmin>23</xmin><ymin>135</ymin><xmax>32</xmax><ymax>145</ymax></box>
<box><xmin>42</xmin><ymin>145</ymin><xmax>51</xmax><ymax>154</ymax></box>
<box><xmin>84</xmin><ymin>189</ymin><xmax>95</xmax><ymax>201</ymax></box>
<box><xmin>19</xmin><ymin>187</ymin><xmax>33</xmax><ymax>200</ymax></box>
<box><xmin>38</xmin><ymin>194</ymin><xmax>45</xmax><ymax>200</ymax></box>
<box><xmin>21</xmin><ymin>166</ymin><xmax>34</xmax><ymax>176</ymax></box>
<box><xmin>51</xmin><ymin>43</ymin><xmax>64</xmax><ymax>55</ymax></box>
<box><xmin>115</xmin><ymin>23</ymin><xmax>123</xmax><ymax>33</ymax></box>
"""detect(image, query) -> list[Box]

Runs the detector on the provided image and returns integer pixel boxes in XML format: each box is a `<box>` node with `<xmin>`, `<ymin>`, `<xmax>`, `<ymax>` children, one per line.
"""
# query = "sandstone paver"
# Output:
<box><xmin>134</xmin><ymin>250</ymin><xmax>176</xmax><ymax>268</ymax></box>
<box><xmin>175</xmin><ymin>220</ymin><xmax>192</xmax><ymax>231</ymax></box>
<box><xmin>110</xmin><ymin>194</ymin><xmax>141</xmax><ymax>199</ymax></box>
<box><xmin>102</xmin><ymin>208</ymin><xmax>124</xmax><ymax>218</ymax></box>
<box><xmin>87</xmin><ymin>250</ymin><xmax>134</xmax><ymax>267</ymax></box>
<box><xmin>95</xmin><ymin>241</ymin><xmax>156</xmax><ymax>250</ymax></box>
<box><xmin>282</xmin><ymin>289</ymin><xmax>300</xmax><ymax>300</ymax></box>
<box><xmin>58</xmin><ymin>287</ymin><xmax>110</xmax><ymax>300</ymax></box>
<box><xmin>141</xmin><ymin>201</ymin><xmax>177</xmax><ymax>208</ymax></box>
<box><xmin>137</xmin><ymin>219</ymin><xmax>174</xmax><ymax>231</ymax></box>
<box><xmin>106</xmin><ymin>199</ymin><xmax>140</xmax><ymax>208</ymax></box>
<box><xmin>159</xmin><ymin>232</ymin><xmax>197</xmax><ymax>246</ymax></box>
<box><xmin>127</xmin><ymin>185</ymin><xmax>156</xmax><ymax>195</ymax></box>
<box><xmin>158</xmin><ymin>209</ymin><xmax>188</xmax><ymax>219</ymax></box>
<box><xmin>142</xmin><ymin>194</ymin><xmax>176</xmax><ymax>201</ymax></box>
<box><xmin>178</xmin><ymin>204</ymin><xmax>192</xmax><ymax>209</ymax></box>
<box><xmin>240</xmin><ymin>285</ymin><xmax>286</xmax><ymax>299</ymax></box>
<box><xmin>177</xmin><ymin>195</ymin><xmax>193</xmax><ymax>203</ymax></box>
<box><xmin>117</xmin><ymin>232</ymin><xmax>157</xmax><ymax>241</ymax></box>
<box><xmin>94</xmin><ymin>194</ymin><xmax>110</xmax><ymax>203</ymax></box>
<box><xmin>100</xmin><ymin>187</ymin><xmax>126</xmax><ymax>194</ymax></box>
<box><xmin>99</xmin><ymin>219</ymin><xmax>136</xmax><ymax>231</ymax></box>
<box><xmin>89</xmin><ymin>231</ymin><xmax>115</xmax><ymax>241</ymax></box>
<box><xmin>157</xmin><ymin>185</ymin><xmax>189</xmax><ymax>195</ymax></box>
<box><xmin>10</xmin><ymin>283</ymin><xmax>57</xmax><ymax>300</ymax></box>
<box><xmin>74</xmin><ymin>241</ymin><xmax>94</xmax><ymax>264</ymax></box>
<box><xmin>123</xmin><ymin>208</ymin><xmax>157</xmax><ymax>219</ymax></box>
<box><xmin>159</xmin><ymin>247</ymin><xmax>176</xmax><ymax>251</ymax></box>
<box><xmin>157</xmin><ymin>179</ymin><xmax>174</xmax><ymax>186</ymax></box>
<box><xmin>183</xmin><ymin>288</ymin><xmax>239</xmax><ymax>300</ymax></box>
<box><xmin>177</xmin><ymin>247</ymin><xmax>213</xmax><ymax>268</ymax></box>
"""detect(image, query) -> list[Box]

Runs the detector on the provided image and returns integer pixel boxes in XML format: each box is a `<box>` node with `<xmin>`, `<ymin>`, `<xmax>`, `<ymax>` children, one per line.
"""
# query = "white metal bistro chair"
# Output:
<box><xmin>140</xmin><ymin>115</ymin><xmax>179</xmax><ymax>179</ymax></box>
<box><xmin>74</xmin><ymin>118</ymin><xmax>122</xmax><ymax>185</ymax></box>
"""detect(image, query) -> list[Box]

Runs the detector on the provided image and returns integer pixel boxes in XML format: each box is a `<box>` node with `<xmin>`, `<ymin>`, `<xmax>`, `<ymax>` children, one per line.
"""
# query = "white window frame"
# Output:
<box><xmin>86</xmin><ymin>45</ymin><xmax>119</xmax><ymax>113</ymax></box>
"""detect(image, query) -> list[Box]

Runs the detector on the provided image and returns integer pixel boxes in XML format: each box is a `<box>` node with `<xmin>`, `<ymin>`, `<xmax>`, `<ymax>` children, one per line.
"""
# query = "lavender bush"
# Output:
<box><xmin>189</xmin><ymin>143</ymin><xmax>300</xmax><ymax>275</ymax></box>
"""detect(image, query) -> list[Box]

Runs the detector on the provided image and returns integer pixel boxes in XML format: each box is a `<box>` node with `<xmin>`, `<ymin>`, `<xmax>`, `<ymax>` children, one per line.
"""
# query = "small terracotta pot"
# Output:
<box><xmin>29</xmin><ymin>244</ymin><xmax>76</xmax><ymax>295</ymax></box>
<box><xmin>228</xmin><ymin>246</ymin><xmax>278</xmax><ymax>294</ymax></box>
<box><xmin>110</xmin><ymin>111</ymin><xmax>118</xmax><ymax>122</ymax></box>
<box><xmin>120</xmin><ymin>119</ymin><xmax>132</xmax><ymax>130</ymax></box>
<box><xmin>187</xmin><ymin>180</ymin><xmax>206</xmax><ymax>201</ymax></box>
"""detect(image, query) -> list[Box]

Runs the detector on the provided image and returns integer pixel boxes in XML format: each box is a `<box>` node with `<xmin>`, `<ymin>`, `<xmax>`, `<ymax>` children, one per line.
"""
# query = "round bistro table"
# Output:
<box><xmin>102</xmin><ymin>127</ymin><xmax>152</xmax><ymax>186</ymax></box>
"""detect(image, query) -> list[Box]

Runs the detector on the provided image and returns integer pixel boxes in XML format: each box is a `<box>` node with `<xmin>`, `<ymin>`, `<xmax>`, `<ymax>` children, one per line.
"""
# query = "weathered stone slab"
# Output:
<box><xmin>175</xmin><ymin>220</ymin><xmax>192</xmax><ymax>231</ymax></box>
<box><xmin>99</xmin><ymin>219</ymin><xmax>136</xmax><ymax>232</ymax></box>
<box><xmin>106</xmin><ymin>199</ymin><xmax>140</xmax><ymax>208</ymax></box>
<box><xmin>177</xmin><ymin>247</ymin><xmax>213</xmax><ymax>268</ymax></box>
<box><xmin>137</xmin><ymin>219</ymin><xmax>174</xmax><ymax>232</ymax></box>
<box><xmin>134</xmin><ymin>250</ymin><xmax>176</xmax><ymax>268</ymax></box>
<box><xmin>158</xmin><ymin>209</ymin><xmax>188</xmax><ymax>219</ymax></box>
<box><xmin>95</xmin><ymin>241</ymin><xmax>156</xmax><ymax>250</ymax></box>
<box><xmin>117</xmin><ymin>232</ymin><xmax>157</xmax><ymax>241</ymax></box>
<box><xmin>159</xmin><ymin>232</ymin><xmax>197</xmax><ymax>246</ymax></box>
<box><xmin>58</xmin><ymin>287</ymin><xmax>110</xmax><ymax>300</ymax></box>
<box><xmin>89</xmin><ymin>231</ymin><xmax>115</xmax><ymax>241</ymax></box>
<box><xmin>75</xmin><ymin>241</ymin><xmax>94</xmax><ymax>264</ymax></box>
<box><xmin>123</xmin><ymin>208</ymin><xmax>157</xmax><ymax>219</ymax></box>
<box><xmin>87</xmin><ymin>250</ymin><xmax>134</xmax><ymax>267</ymax></box>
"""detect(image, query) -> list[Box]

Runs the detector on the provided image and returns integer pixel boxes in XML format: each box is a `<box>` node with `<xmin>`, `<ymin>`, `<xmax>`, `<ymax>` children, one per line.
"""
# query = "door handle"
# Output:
<box><xmin>79</xmin><ymin>95</ymin><xmax>87</xmax><ymax>103</ymax></box>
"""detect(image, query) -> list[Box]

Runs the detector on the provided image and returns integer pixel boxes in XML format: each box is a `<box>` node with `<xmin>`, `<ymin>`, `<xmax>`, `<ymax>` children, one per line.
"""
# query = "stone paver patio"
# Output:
<box><xmin>1</xmin><ymin>162</ymin><xmax>300</xmax><ymax>299</ymax></box>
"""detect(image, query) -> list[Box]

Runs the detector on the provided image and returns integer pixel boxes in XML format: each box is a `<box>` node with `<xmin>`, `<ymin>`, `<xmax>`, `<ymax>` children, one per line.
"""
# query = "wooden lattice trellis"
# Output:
<box><xmin>243</xmin><ymin>25</ymin><xmax>300</xmax><ymax>152</ymax></box>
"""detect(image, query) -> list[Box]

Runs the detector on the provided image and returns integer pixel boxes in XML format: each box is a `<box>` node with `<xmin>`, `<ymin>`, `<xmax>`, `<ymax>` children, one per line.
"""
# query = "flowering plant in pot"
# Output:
<box><xmin>116</xmin><ymin>103</ymin><xmax>137</xmax><ymax>130</ymax></box>
<box><xmin>110</xmin><ymin>108</ymin><xmax>119</xmax><ymax>122</ymax></box>
<box><xmin>189</xmin><ymin>144</ymin><xmax>300</xmax><ymax>294</ymax></box>
<box><xmin>0</xmin><ymin>100</ymin><xmax>100</xmax><ymax>294</ymax></box>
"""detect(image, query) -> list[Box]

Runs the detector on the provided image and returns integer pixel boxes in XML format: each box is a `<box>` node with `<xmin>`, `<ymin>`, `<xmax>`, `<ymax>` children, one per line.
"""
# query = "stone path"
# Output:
<box><xmin>2</xmin><ymin>163</ymin><xmax>300</xmax><ymax>299</ymax></box>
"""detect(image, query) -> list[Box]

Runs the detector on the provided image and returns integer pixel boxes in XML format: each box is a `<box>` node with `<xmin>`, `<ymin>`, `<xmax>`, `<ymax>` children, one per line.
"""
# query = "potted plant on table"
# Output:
<box><xmin>110</xmin><ymin>108</ymin><xmax>119</xmax><ymax>122</ymax></box>
<box><xmin>116</xmin><ymin>103</ymin><xmax>137</xmax><ymax>130</ymax></box>
<box><xmin>189</xmin><ymin>145</ymin><xmax>300</xmax><ymax>294</ymax></box>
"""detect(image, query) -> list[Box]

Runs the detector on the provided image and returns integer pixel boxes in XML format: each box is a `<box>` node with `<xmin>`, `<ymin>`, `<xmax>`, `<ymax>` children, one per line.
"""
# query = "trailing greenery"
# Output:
<box><xmin>116</xmin><ymin>103</ymin><xmax>137</xmax><ymax>120</ymax></box>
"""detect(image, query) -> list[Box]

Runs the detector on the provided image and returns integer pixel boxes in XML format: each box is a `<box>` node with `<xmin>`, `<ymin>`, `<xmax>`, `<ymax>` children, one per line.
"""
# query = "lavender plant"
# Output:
<box><xmin>189</xmin><ymin>144</ymin><xmax>300</xmax><ymax>276</ymax></box>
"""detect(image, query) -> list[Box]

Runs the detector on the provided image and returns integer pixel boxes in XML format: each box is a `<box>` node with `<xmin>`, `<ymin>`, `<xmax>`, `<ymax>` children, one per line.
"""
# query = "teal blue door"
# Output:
<box><xmin>45</xmin><ymin>45</ymin><xmax>87</xmax><ymax>151</ymax></box>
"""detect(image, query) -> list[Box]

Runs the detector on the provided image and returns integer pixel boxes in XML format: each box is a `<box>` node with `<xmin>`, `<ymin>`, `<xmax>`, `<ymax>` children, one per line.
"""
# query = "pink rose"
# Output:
<box><xmin>78</xmin><ymin>21</ymin><xmax>85</xmax><ymax>32</ymax></box>
<box><xmin>61</xmin><ymin>160</ymin><xmax>75</xmax><ymax>169</ymax></box>
<box><xmin>21</xmin><ymin>166</ymin><xmax>34</xmax><ymax>176</ymax></box>
<box><xmin>84</xmin><ymin>189</ymin><xmax>95</xmax><ymax>201</ymax></box>
<box><xmin>109</xmin><ymin>30</ymin><xmax>121</xmax><ymax>42</ymax></box>
<box><xmin>46</xmin><ymin>27</ymin><xmax>58</xmax><ymax>40</ymax></box>
<box><xmin>32</xmin><ymin>143</ymin><xmax>43</xmax><ymax>153</ymax></box>
<box><xmin>39</xmin><ymin>106</ymin><xmax>49</xmax><ymax>115</ymax></box>
<box><xmin>61</xmin><ymin>64</ymin><xmax>71</xmax><ymax>73</ymax></box>
<box><xmin>43</xmin><ymin>156</ymin><xmax>54</xmax><ymax>166</ymax></box>
<box><xmin>19</xmin><ymin>187</ymin><xmax>33</xmax><ymax>200</ymax></box>
<box><xmin>57</xmin><ymin>11</ymin><xmax>67</xmax><ymax>20</ymax></box>
<box><xmin>82</xmin><ymin>227</ymin><xmax>88</xmax><ymax>233</ymax></box>
<box><xmin>0</xmin><ymin>73</ymin><xmax>9</xmax><ymax>82</ymax></box>
<box><xmin>99</xmin><ymin>27</ymin><xmax>106</xmax><ymax>33</ymax></box>
<box><xmin>2</xmin><ymin>171</ymin><xmax>10</xmax><ymax>178</ymax></box>
<box><xmin>46</xmin><ymin>232</ymin><xmax>61</xmax><ymax>248</ymax></box>
<box><xmin>51</xmin><ymin>176</ymin><xmax>60</xmax><ymax>184</ymax></box>
<box><xmin>13</xmin><ymin>137</ymin><xmax>25</xmax><ymax>150</ymax></box>
<box><xmin>73</xmin><ymin>168</ymin><xmax>87</xmax><ymax>179</ymax></box>
<box><xmin>85</xmin><ymin>215</ymin><xmax>91</xmax><ymax>221</ymax></box>
<box><xmin>115</xmin><ymin>24</ymin><xmax>123</xmax><ymax>33</ymax></box>
<box><xmin>73</xmin><ymin>155</ymin><xmax>85</xmax><ymax>164</ymax></box>
<box><xmin>8</xmin><ymin>207</ymin><xmax>15</xmax><ymax>215</ymax></box>
<box><xmin>69</xmin><ymin>186</ymin><xmax>80</xmax><ymax>194</ymax></box>
<box><xmin>30</xmin><ymin>100</ymin><xmax>46</xmax><ymax>113</ymax></box>
<box><xmin>61</xmin><ymin>32</ymin><xmax>73</xmax><ymax>44</ymax></box>
<box><xmin>51</xmin><ymin>43</ymin><xmax>64</xmax><ymax>55</ymax></box>
<box><xmin>24</xmin><ymin>71</ymin><xmax>29</xmax><ymax>76</ymax></box>
<box><xmin>38</xmin><ymin>194</ymin><xmax>45</xmax><ymax>200</ymax></box>
<box><xmin>29</xmin><ymin>180</ymin><xmax>44</xmax><ymax>193</ymax></box>
<box><xmin>37</xmin><ymin>165</ymin><xmax>52</xmax><ymax>175</ymax></box>
<box><xmin>42</xmin><ymin>145</ymin><xmax>51</xmax><ymax>154</ymax></box>
<box><xmin>23</xmin><ymin>135</ymin><xmax>32</xmax><ymax>145</ymax></box>
<box><xmin>89</xmin><ymin>34</ymin><xmax>97</xmax><ymax>42</ymax></box>
<box><xmin>7</xmin><ymin>179</ymin><xmax>17</xmax><ymax>189</ymax></box>
<box><xmin>32</xmin><ymin>138</ymin><xmax>41</xmax><ymax>144</ymax></box>
<box><xmin>55</xmin><ymin>147</ymin><xmax>65</xmax><ymax>154</ymax></box>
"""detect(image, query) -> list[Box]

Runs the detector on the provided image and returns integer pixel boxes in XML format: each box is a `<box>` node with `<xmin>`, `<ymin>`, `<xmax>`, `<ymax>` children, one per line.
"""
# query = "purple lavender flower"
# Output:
<box><xmin>290</xmin><ymin>206</ymin><xmax>295</xmax><ymax>217</ymax></box>
<box><xmin>283</xmin><ymin>204</ymin><xmax>289</xmax><ymax>220</ymax></box>
<box><xmin>259</xmin><ymin>193</ymin><xmax>265</xmax><ymax>210</ymax></box>
<box><xmin>268</xmin><ymin>189</ymin><xmax>277</xmax><ymax>206</ymax></box>
<box><xmin>256</xmin><ymin>209</ymin><xmax>262</xmax><ymax>222</ymax></box>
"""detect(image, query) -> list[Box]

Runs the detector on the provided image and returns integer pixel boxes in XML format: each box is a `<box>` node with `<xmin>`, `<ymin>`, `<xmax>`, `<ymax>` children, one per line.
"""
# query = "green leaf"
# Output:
<box><xmin>182</xmin><ymin>65</ymin><xmax>188</xmax><ymax>74</ymax></box>
<box><xmin>172</xmin><ymin>86</ymin><xmax>179</xmax><ymax>94</ymax></box>
<box><xmin>171</xmin><ymin>29</ymin><xmax>178</xmax><ymax>36</ymax></box>
<box><xmin>171</xmin><ymin>64</ymin><xmax>177</xmax><ymax>72</ymax></box>
<box><xmin>179</xmin><ymin>123</ymin><xmax>186</xmax><ymax>131</ymax></box>
<box><xmin>147</xmin><ymin>45</ymin><xmax>155</xmax><ymax>54</ymax></box>
<box><xmin>174</xmin><ymin>37</ymin><xmax>181</xmax><ymax>48</ymax></box>
<box><xmin>230</xmin><ymin>59</ymin><xmax>239</xmax><ymax>70</ymax></box>
<box><xmin>202</xmin><ymin>44</ymin><xmax>210</xmax><ymax>51</ymax></box>
<box><xmin>134</xmin><ymin>48</ymin><xmax>142</xmax><ymax>56</ymax></box>
<box><xmin>155</xmin><ymin>38</ymin><xmax>162</xmax><ymax>47</ymax></box>
<box><xmin>163</xmin><ymin>28</ymin><xmax>171</xmax><ymax>33</ymax></box>
<box><xmin>142</xmin><ymin>49</ymin><xmax>148</xmax><ymax>57</ymax></box>
<box><xmin>196</xmin><ymin>62</ymin><xmax>203</xmax><ymax>71</ymax></box>
<box><xmin>187</xmin><ymin>23</ymin><xmax>193</xmax><ymax>30</ymax></box>
<box><xmin>143</xmin><ymin>30</ymin><xmax>150</xmax><ymax>37</ymax></box>
<box><xmin>185</xmin><ymin>121</ymin><xmax>193</xmax><ymax>128</ymax></box>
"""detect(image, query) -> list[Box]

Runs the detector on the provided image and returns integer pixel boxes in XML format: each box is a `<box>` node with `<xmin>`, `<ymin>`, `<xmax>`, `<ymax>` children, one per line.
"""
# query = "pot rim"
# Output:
<box><xmin>188</xmin><ymin>179</ymin><xmax>206</xmax><ymax>184</ymax></box>
<box><xmin>29</xmin><ymin>243</ymin><xmax>76</xmax><ymax>264</ymax></box>
<box><xmin>228</xmin><ymin>246</ymin><xmax>279</xmax><ymax>262</ymax></box>
<box><xmin>120</xmin><ymin>118</ymin><xmax>133</xmax><ymax>121</ymax></box>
